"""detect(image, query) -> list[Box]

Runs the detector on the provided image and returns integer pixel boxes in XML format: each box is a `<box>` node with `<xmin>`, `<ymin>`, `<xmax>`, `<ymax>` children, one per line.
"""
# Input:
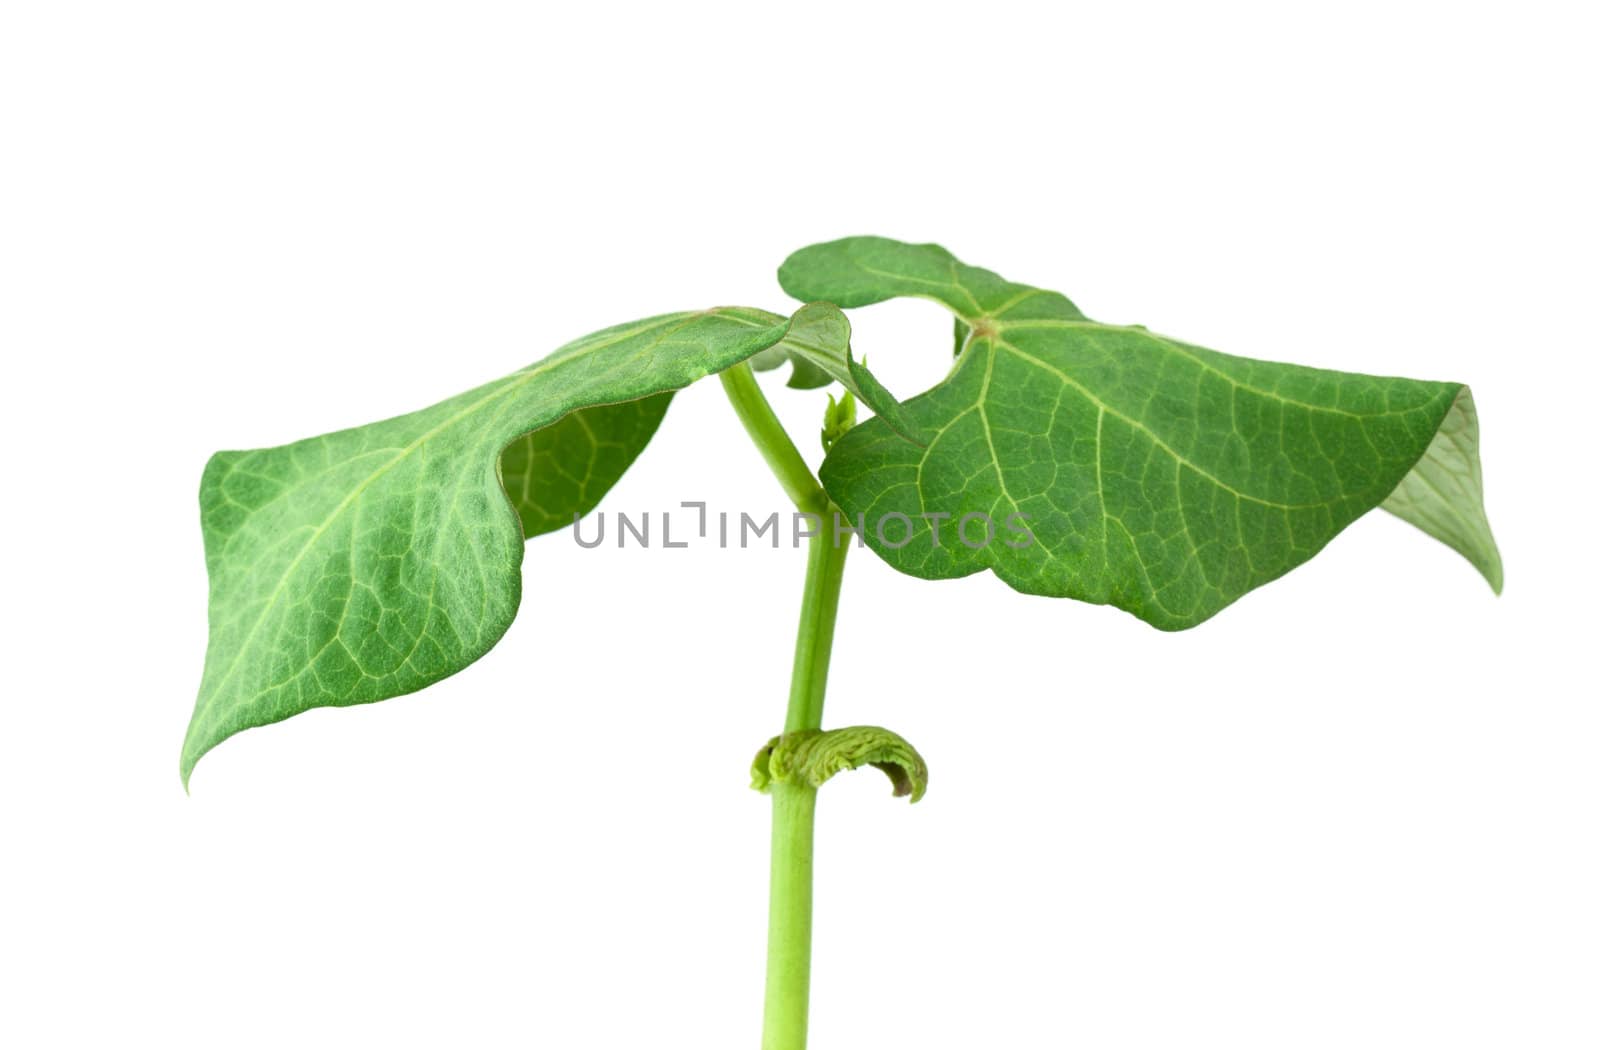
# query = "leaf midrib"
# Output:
<box><xmin>855</xmin><ymin>258</ymin><xmax>984</xmax><ymax>315</ymax></box>
<box><xmin>200</xmin><ymin>309</ymin><xmax>733</xmax><ymax>715</ymax></box>
<box><xmin>933</xmin><ymin>336</ymin><xmax>1344</xmax><ymax>512</ymax></box>
<box><xmin>215</xmin><ymin>312</ymin><xmax>697</xmax><ymax>558</ymax></box>
<box><xmin>836</xmin><ymin>252</ymin><xmax>1419</xmax><ymax>425</ymax></box>
<box><xmin>993</xmin><ymin>320</ymin><xmax>1403</xmax><ymax>421</ymax></box>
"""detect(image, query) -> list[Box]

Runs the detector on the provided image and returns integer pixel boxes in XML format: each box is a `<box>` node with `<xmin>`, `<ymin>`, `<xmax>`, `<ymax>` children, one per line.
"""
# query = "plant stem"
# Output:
<box><xmin>783</xmin><ymin>515</ymin><xmax>849</xmax><ymax>735</ymax></box>
<box><xmin>762</xmin><ymin>518</ymin><xmax>848</xmax><ymax>1050</ymax></box>
<box><xmin>720</xmin><ymin>362</ymin><xmax>850</xmax><ymax>1050</ymax></box>
<box><xmin>762</xmin><ymin>779</ymin><xmax>818</xmax><ymax>1050</ymax></box>
<box><xmin>719</xmin><ymin>362</ymin><xmax>831</xmax><ymax>517</ymax></box>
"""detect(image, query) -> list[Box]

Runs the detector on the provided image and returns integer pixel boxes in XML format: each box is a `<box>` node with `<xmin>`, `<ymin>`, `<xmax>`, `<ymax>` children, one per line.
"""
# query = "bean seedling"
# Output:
<box><xmin>183</xmin><ymin>237</ymin><xmax>1501</xmax><ymax>1049</ymax></box>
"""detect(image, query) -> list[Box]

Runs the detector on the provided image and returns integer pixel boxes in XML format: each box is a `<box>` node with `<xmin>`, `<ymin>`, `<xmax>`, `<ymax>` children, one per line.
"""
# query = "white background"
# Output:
<box><xmin>3</xmin><ymin>3</ymin><xmax>1596</xmax><ymax>1047</ymax></box>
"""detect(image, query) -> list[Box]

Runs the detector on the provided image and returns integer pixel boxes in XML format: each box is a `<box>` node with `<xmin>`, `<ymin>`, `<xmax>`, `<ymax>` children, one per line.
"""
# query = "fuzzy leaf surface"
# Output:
<box><xmin>784</xmin><ymin>237</ymin><xmax>1500</xmax><ymax>629</ymax></box>
<box><xmin>183</xmin><ymin>305</ymin><xmax>827</xmax><ymax>782</ymax></box>
<box><xmin>499</xmin><ymin>393</ymin><xmax>672</xmax><ymax>539</ymax></box>
<box><xmin>750</xmin><ymin>301</ymin><xmax>921</xmax><ymax>441</ymax></box>
<box><xmin>1379</xmin><ymin>387</ymin><xmax>1503</xmax><ymax>592</ymax></box>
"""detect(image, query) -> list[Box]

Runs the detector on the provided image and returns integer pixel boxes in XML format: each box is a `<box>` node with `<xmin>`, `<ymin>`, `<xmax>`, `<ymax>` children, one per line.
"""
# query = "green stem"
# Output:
<box><xmin>762</xmin><ymin>779</ymin><xmax>818</xmax><ymax>1050</ymax></box>
<box><xmin>720</xmin><ymin>362</ymin><xmax>850</xmax><ymax>1050</ymax></box>
<box><xmin>720</xmin><ymin>362</ymin><xmax>831</xmax><ymax>517</ymax></box>
<box><xmin>783</xmin><ymin>517</ymin><xmax>849</xmax><ymax>735</ymax></box>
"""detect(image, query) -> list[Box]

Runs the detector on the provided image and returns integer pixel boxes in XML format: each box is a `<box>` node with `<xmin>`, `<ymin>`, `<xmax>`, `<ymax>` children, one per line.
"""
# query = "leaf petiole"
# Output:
<box><xmin>719</xmin><ymin>361</ymin><xmax>831</xmax><ymax>517</ymax></box>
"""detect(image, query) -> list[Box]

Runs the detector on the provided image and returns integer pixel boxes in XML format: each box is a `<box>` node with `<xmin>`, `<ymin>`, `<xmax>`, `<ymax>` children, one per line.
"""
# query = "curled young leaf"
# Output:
<box><xmin>182</xmin><ymin>305</ymin><xmax>840</xmax><ymax>784</ymax></box>
<box><xmin>751</xmin><ymin>726</ymin><xmax>928</xmax><ymax>803</ymax></box>
<box><xmin>783</xmin><ymin>237</ymin><xmax>1502</xmax><ymax>630</ymax></box>
<box><xmin>750</xmin><ymin>301</ymin><xmax>923</xmax><ymax>444</ymax></box>
<box><xmin>821</xmin><ymin>390</ymin><xmax>856</xmax><ymax>454</ymax></box>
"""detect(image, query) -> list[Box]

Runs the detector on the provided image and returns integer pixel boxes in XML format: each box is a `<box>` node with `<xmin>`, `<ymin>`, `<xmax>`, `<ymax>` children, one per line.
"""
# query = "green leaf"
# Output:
<box><xmin>183</xmin><ymin>305</ymin><xmax>830</xmax><ymax>784</ymax></box>
<box><xmin>778</xmin><ymin>235</ymin><xmax>1088</xmax><ymax>320</ymax></box>
<box><xmin>783</xmin><ymin>237</ymin><xmax>1502</xmax><ymax>630</ymax></box>
<box><xmin>1380</xmin><ymin>387</ymin><xmax>1503</xmax><ymax>592</ymax></box>
<box><xmin>751</xmin><ymin>301</ymin><xmax>850</xmax><ymax>390</ymax></box>
<box><xmin>952</xmin><ymin>316</ymin><xmax>971</xmax><ymax>358</ymax></box>
<box><xmin>751</xmin><ymin>726</ymin><xmax>929</xmax><ymax>803</ymax></box>
<box><xmin>498</xmin><ymin>393</ymin><xmax>671</xmax><ymax>539</ymax></box>
<box><xmin>750</xmin><ymin>300</ymin><xmax>923</xmax><ymax>444</ymax></box>
<box><xmin>820</xmin><ymin>390</ymin><xmax>856</xmax><ymax>454</ymax></box>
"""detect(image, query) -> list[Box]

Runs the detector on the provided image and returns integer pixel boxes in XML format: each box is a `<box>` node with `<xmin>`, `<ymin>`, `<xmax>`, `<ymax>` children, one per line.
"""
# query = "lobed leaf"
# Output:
<box><xmin>783</xmin><ymin>237</ymin><xmax>1502</xmax><ymax>630</ymax></box>
<box><xmin>182</xmin><ymin>305</ymin><xmax>842</xmax><ymax>784</ymax></box>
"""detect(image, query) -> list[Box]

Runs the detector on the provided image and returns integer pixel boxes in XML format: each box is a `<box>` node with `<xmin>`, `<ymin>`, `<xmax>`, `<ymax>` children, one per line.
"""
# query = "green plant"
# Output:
<box><xmin>182</xmin><ymin>236</ymin><xmax>1501</xmax><ymax>1049</ymax></box>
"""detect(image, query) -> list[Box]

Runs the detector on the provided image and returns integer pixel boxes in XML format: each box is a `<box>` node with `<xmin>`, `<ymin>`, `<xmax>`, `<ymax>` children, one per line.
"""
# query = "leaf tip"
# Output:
<box><xmin>1483</xmin><ymin>552</ymin><xmax>1505</xmax><ymax>596</ymax></box>
<box><xmin>179</xmin><ymin>717</ymin><xmax>214</xmax><ymax>795</ymax></box>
